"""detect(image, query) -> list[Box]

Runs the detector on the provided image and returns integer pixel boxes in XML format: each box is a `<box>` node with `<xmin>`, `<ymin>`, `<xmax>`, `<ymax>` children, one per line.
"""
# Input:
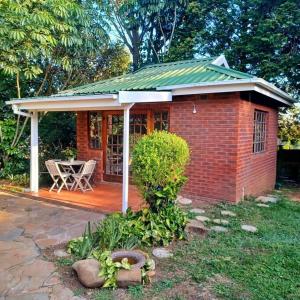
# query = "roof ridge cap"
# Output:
<box><xmin>207</xmin><ymin>64</ymin><xmax>255</xmax><ymax>78</ymax></box>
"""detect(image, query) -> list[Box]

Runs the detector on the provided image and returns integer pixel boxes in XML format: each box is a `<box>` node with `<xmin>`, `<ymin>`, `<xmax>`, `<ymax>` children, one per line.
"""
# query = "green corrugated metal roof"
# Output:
<box><xmin>59</xmin><ymin>57</ymin><xmax>254</xmax><ymax>96</ymax></box>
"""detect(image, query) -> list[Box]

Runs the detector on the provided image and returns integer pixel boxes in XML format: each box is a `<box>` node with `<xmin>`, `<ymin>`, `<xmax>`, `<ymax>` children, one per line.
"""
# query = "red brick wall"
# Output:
<box><xmin>235</xmin><ymin>100</ymin><xmax>278</xmax><ymax>200</ymax></box>
<box><xmin>76</xmin><ymin>93</ymin><xmax>278</xmax><ymax>204</ymax></box>
<box><xmin>170</xmin><ymin>93</ymin><xmax>240</xmax><ymax>203</ymax></box>
<box><xmin>76</xmin><ymin>112</ymin><xmax>103</xmax><ymax>182</ymax></box>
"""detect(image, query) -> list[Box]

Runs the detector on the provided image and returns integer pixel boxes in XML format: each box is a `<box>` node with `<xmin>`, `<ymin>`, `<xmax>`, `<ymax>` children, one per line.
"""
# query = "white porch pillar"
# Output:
<box><xmin>30</xmin><ymin>111</ymin><xmax>39</xmax><ymax>192</ymax></box>
<box><xmin>122</xmin><ymin>105</ymin><xmax>131</xmax><ymax>214</ymax></box>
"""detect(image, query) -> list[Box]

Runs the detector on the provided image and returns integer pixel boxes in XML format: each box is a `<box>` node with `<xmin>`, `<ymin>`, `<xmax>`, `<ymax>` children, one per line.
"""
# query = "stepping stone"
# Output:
<box><xmin>152</xmin><ymin>248</ymin><xmax>173</xmax><ymax>258</ymax></box>
<box><xmin>241</xmin><ymin>225</ymin><xmax>257</xmax><ymax>233</ymax></box>
<box><xmin>213</xmin><ymin>219</ymin><xmax>229</xmax><ymax>225</ymax></box>
<box><xmin>256</xmin><ymin>203</ymin><xmax>270</xmax><ymax>208</ymax></box>
<box><xmin>211</xmin><ymin>226</ymin><xmax>228</xmax><ymax>233</ymax></box>
<box><xmin>256</xmin><ymin>196</ymin><xmax>277</xmax><ymax>203</ymax></box>
<box><xmin>186</xmin><ymin>219</ymin><xmax>209</xmax><ymax>235</ymax></box>
<box><xmin>190</xmin><ymin>208</ymin><xmax>205</xmax><ymax>214</ymax></box>
<box><xmin>195</xmin><ymin>215</ymin><xmax>210</xmax><ymax>222</ymax></box>
<box><xmin>177</xmin><ymin>196</ymin><xmax>192</xmax><ymax>205</ymax></box>
<box><xmin>221</xmin><ymin>210</ymin><xmax>236</xmax><ymax>217</ymax></box>
<box><xmin>54</xmin><ymin>249</ymin><xmax>70</xmax><ymax>257</ymax></box>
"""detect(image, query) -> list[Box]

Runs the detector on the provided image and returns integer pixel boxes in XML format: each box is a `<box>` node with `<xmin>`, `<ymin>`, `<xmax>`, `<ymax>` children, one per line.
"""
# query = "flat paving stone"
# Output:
<box><xmin>211</xmin><ymin>226</ymin><xmax>228</xmax><ymax>233</ymax></box>
<box><xmin>196</xmin><ymin>215</ymin><xmax>210</xmax><ymax>222</ymax></box>
<box><xmin>256</xmin><ymin>196</ymin><xmax>277</xmax><ymax>203</ymax></box>
<box><xmin>177</xmin><ymin>196</ymin><xmax>192</xmax><ymax>205</ymax></box>
<box><xmin>190</xmin><ymin>208</ymin><xmax>205</xmax><ymax>214</ymax></box>
<box><xmin>213</xmin><ymin>219</ymin><xmax>229</xmax><ymax>225</ymax></box>
<box><xmin>221</xmin><ymin>210</ymin><xmax>236</xmax><ymax>217</ymax></box>
<box><xmin>0</xmin><ymin>191</ymin><xmax>104</xmax><ymax>299</ymax></box>
<box><xmin>241</xmin><ymin>225</ymin><xmax>257</xmax><ymax>233</ymax></box>
<box><xmin>0</xmin><ymin>227</ymin><xmax>24</xmax><ymax>241</ymax></box>
<box><xmin>152</xmin><ymin>248</ymin><xmax>173</xmax><ymax>258</ymax></box>
<box><xmin>256</xmin><ymin>203</ymin><xmax>270</xmax><ymax>208</ymax></box>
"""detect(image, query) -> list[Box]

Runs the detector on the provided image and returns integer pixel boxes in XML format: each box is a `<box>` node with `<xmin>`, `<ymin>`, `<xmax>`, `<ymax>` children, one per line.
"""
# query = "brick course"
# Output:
<box><xmin>76</xmin><ymin>92</ymin><xmax>278</xmax><ymax>205</ymax></box>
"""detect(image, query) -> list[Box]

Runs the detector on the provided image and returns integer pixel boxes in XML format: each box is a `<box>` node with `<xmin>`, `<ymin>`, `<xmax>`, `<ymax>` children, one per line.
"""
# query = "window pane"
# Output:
<box><xmin>253</xmin><ymin>110</ymin><xmax>267</xmax><ymax>153</ymax></box>
<box><xmin>89</xmin><ymin>112</ymin><xmax>102</xmax><ymax>149</ymax></box>
<box><xmin>154</xmin><ymin>111</ymin><xmax>169</xmax><ymax>131</ymax></box>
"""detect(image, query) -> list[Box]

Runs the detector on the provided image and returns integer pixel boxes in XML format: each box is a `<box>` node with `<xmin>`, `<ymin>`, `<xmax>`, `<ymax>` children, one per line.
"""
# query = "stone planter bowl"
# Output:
<box><xmin>111</xmin><ymin>250</ymin><xmax>146</xmax><ymax>269</ymax></box>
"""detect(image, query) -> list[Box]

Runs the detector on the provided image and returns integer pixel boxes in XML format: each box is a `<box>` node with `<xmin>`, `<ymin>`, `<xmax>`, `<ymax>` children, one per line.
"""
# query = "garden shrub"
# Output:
<box><xmin>131</xmin><ymin>131</ymin><xmax>190</xmax><ymax>211</ymax></box>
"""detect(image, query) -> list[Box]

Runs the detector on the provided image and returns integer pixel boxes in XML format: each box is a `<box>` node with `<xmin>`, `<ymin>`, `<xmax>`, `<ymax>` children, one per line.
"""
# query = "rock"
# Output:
<box><xmin>221</xmin><ymin>210</ymin><xmax>236</xmax><ymax>217</ymax></box>
<box><xmin>256</xmin><ymin>196</ymin><xmax>277</xmax><ymax>203</ymax></box>
<box><xmin>211</xmin><ymin>226</ymin><xmax>228</xmax><ymax>233</ymax></box>
<box><xmin>146</xmin><ymin>270</ymin><xmax>156</xmax><ymax>277</ymax></box>
<box><xmin>241</xmin><ymin>225</ymin><xmax>257</xmax><ymax>233</ymax></box>
<box><xmin>186</xmin><ymin>220</ymin><xmax>209</xmax><ymax>235</ymax></box>
<box><xmin>177</xmin><ymin>196</ymin><xmax>192</xmax><ymax>205</ymax></box>
<box><xmin>213</xmin><ymin>219</ymin><xmax>229</xmax><ymax>225</ymax></box>
<box><xmin>195</xmin><ymin>216</ymin><xmax>210</xmax><ymax>222</ymax></box>
<box><xmin>152</xmin><ymin>248</ymin><xmax>173</xmax><ymax>258</ymax></box>
<box><xmin>116</xmin><ymin>269</ymin><xmax>142</xmax><ymax>288</ymax></box>
<box><xmin>256</xmin><ymin>203</ymin><xmax>270</xmax><ymax>208</ymax></box>
<box><xmin>54</xmin><ymin>249</ymin><xmax>70</xmax><ymax>257</ymax></box>
<box><xmin>190</xmin><ymin>208</ymin><xmax>205</xmax><ymax>214</ymax></box>
<box><xmin>72</xmin><ymin>259</ymin><xmax>105</xmax><ymax>288</ymax></box>
<box><xmin>0</xmin><ymin>227</ymin><xmax>24</xmax><ymax>241</ymax></box>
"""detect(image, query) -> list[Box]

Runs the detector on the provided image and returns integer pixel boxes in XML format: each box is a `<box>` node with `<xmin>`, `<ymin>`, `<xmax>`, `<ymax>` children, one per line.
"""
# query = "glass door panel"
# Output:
<box><xmin>106</xmin><ymin>114</ymin><xmax>124</xmax><ymax>176</ymax></box>
<box><xmin>105</xmin><ymin>112</ymin><xmax>148</xmax><ymax>178</ymax></box>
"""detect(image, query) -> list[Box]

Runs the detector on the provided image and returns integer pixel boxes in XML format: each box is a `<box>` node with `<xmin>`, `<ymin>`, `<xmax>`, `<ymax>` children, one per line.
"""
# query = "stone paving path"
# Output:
<box><xmin>0</xmin><ymin>192</ymin><xmax>104</xmax><ymax>300</ymax></box>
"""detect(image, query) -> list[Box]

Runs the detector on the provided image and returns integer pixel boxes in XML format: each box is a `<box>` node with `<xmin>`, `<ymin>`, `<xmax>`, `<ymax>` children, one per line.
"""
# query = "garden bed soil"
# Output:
<box><xmin>42</xmin><ymin>241</ymin><xmax>205</xmax><ymax>300</ymax></box>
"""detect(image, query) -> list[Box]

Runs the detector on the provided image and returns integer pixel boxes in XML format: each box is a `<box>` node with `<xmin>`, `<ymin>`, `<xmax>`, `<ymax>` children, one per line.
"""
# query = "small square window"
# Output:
<box><xmin>154</xmin><ymin>111</ymin><xmax>169</xmax><ymax>131</ymax></box>
<box><xmin>253</xmin><ymin>110</ymin><xmax>267</xmax><ymax>153</ymax></box>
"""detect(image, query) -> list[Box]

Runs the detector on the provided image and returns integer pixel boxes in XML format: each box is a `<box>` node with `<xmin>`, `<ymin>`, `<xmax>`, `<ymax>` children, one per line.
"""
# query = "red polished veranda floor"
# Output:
<box><xmin>31</xmin><ymin>182</ymin><xmax>144</xmax><ymax>213</ymax></box>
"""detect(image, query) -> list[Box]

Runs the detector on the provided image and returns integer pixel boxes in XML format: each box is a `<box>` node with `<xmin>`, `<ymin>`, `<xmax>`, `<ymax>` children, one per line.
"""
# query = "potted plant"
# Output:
<box><xmin>62</xmin><ymin>147</ymin><xmax>77</xmax><ymax>162</ymax></box>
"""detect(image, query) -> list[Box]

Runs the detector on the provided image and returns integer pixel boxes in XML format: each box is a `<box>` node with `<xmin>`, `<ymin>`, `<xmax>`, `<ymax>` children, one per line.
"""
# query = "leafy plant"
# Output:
<box><xmin>67</xmin><ymin>222</ymin><xmax>96</xmax><ymax>259</ymax></box>
<box><xmin>7</xmin><ymin>173</ymin><xmax>30</xmax><ymax>187</ymax></box>
<box><xmin>131</xmin><ymin>131</ymin><xmax>189</xmax><ymax>211</ymax></box>
<box><xmin>62</xmin><ymin>147</ymin><xmax>77</xmax><ymax>160</ymax></box>
<box><xmin>93</xmin><ymin>250</ymin><xmax>131</xmax><ymax>288</ymax></box>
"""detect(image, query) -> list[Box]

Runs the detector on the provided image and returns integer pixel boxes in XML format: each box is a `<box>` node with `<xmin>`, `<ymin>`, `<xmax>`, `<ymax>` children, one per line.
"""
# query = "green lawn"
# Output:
<box><xmin>93</xmin><ymin>192</ymin><xmax>300</xmax><ymax>300</ymax></box>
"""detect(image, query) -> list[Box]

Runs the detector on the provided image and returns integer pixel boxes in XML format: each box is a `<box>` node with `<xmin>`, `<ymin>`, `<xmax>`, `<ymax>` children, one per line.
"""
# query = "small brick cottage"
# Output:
<box><xmin>7</xmin><ymin>55</ymin><xmax>294</xmax><ymax>208</ymax></box>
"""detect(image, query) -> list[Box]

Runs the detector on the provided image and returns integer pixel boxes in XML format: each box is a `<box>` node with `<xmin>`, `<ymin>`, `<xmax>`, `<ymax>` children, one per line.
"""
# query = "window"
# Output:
<box><xmin>154</xmin><ymin>111</ymin><xmax>169</xmax><ymax>131</ymax></box>
<box><xmin>89</xmin><ymin>112</ymin><xmax>102</xmax><ymax>149</ymax></box>
<box><xmin>253</xmin><ymin>110</ymin><xmax>267</xmax><ymax>153</ymax></box>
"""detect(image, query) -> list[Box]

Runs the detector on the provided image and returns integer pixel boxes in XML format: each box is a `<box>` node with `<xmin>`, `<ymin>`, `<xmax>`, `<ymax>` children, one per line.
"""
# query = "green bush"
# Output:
<box><xmin>67</xmin><ymin>206</ymin><xmax>187</xmax><ymax>259</ymax></box>
<box><xmin>131</xmin><ymin>131</ymin><xmax>190</xmax><ymax>210</ymax></box>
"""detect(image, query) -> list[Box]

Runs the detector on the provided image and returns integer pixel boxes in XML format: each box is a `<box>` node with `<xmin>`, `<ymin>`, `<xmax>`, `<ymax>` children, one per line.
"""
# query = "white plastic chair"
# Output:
<box><xmin>45</xmin><ymin>160</ymin><xmax>72</xmax><ymax>193</ymax></box>
<box><xmin>71</xmin><ymin>160</ymin><xmax>96</xmax><ymax>192</ymax></box>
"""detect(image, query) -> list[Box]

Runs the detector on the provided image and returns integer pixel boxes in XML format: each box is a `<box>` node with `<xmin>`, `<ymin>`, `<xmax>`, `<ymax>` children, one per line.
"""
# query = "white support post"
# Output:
<box><xmin>122</xmin><ymin>105</ymin><xmax>132</xmax><ymax>214</ymax></box>
<box><xmin>30</xmin><ymin>111</ymin><xmax>39</xmax><ymax>193</ymax></box>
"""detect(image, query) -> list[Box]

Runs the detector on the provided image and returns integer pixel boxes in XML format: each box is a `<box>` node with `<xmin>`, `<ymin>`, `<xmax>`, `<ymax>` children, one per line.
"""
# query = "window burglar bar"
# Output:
<box><xmin>253</xmin><ymin>110</ymin><xmax>267</xmax><ymax>153</ymax></box>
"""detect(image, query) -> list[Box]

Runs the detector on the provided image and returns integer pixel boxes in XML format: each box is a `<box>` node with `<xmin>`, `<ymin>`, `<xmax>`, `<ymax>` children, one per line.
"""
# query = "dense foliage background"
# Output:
<box><xmin>0</xmin><ymin>0</ymin><xmax>299</xmax><ymax>181</ymax></box>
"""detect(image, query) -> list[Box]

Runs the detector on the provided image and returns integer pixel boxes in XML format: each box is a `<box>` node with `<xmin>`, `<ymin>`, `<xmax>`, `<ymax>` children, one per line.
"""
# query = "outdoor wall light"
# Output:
<box><xmin>193</xmin><ymin>103</ymin><xmax>197</xmax><ymax>114</ymax></box>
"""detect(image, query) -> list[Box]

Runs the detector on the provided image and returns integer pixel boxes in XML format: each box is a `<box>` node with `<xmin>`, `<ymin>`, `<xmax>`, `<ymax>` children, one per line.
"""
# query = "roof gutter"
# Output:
<box><xmin>157</xmin><ymin>79</ymin><xmax>294</xmax><ymax>106</ymax></box>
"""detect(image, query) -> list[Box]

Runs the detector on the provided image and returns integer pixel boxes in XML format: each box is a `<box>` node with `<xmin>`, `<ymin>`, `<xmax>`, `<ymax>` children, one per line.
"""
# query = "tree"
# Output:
<box><xmin>278</xmin><ymin>106</ymin><xmax>300</xmax><ymax>148</ymax></box>
<box><xmin>0</xmin><ymin>0</ymin><xmax>130</xmax><ymax>177</ymax></box>
<box><xmin>99</xmin><ymin>0</ymin><xmax>187</xmax><ymax>70</ymax></box>
<box><xmin>167</xmin><ymin>0</ymin><xmax>300</xmax><ymax>98</ymax></box>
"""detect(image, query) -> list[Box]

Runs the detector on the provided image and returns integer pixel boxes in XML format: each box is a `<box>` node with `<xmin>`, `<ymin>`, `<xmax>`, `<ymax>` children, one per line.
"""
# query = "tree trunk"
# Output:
<box><xmin>132</xmin><ymin>28</ymin><xmax>141</xmax><ymax>71</ymax></box>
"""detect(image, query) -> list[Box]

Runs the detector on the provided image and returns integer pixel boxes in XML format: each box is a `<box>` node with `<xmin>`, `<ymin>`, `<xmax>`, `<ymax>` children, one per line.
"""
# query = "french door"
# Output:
<box><xmin>103</xmin><ymin>111</ymin><xmax>148</xmax><ymax>181</ymax></box>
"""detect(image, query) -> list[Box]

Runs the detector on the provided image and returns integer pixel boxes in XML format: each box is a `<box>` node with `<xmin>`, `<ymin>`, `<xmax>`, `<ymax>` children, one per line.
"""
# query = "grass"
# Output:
<box><xmin>171</xmin><ymin>193</ymin><xmax>300</xmax><ymax>299</ymax></box>
<box><xmin>56</xmin><ymin>257</ymin><xmax>74</xmax><ymax>266</ymax></box>
<box><xmin>67</xmin><ymin>191</ymin><xmax>300</xmax><ymax>300</ymax></box>
<box><xmin>136</xmin><ymin>192</ymin><xmax>300</xmax><ymax>299</ymax></box>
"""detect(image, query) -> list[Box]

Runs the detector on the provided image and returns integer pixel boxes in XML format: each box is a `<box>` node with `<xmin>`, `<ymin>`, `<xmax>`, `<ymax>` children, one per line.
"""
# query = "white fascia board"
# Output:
<box><xmin>157</xmin><ymin>79</ymin><xmax>293</xmax><ymax>105</ymax></box>
<box><xmin>6</xmin><ymin>94</ymin><xmax>124</xmax><ymax>112</ymax></box>
<box><xmin>212</xmin><ymin>54</ymin><xmax>229</xmax><ymax>68</ymax></box>
<box><xmin>6</xmin><ymin>94</ymin><xmax>117</xmax><ymax>105</ymax></box>
<box><xmin>118</xmin><ymin>91</ymin><xmax>172</xmax><ymax>104</ymax></box>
